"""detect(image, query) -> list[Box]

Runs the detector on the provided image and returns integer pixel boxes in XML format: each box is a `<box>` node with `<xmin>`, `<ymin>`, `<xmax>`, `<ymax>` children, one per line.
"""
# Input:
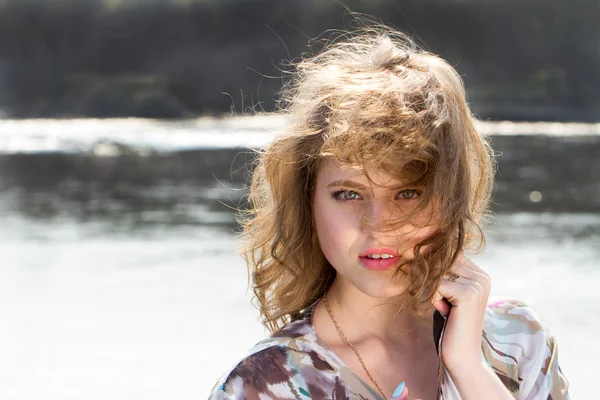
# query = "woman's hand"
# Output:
<box><xmin>431</xmin><ymin>254</ymin><xmax>491</xmax><ymax>371</ymax></box>
<box><xmin>431</xmin><ymin>255</ymin><xmax>515</xmax><ymax>400</ymax></box>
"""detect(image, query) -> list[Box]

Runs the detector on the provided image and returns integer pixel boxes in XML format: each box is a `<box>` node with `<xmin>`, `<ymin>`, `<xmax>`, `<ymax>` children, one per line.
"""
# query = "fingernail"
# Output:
<box><xmin>392</xmin><ymin>382</ymin><xmax>405</xmax><ymax>397</ymax></box>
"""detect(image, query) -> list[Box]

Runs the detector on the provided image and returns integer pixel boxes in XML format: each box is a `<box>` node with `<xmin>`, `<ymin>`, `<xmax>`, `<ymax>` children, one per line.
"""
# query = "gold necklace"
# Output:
<box><xmin>323</xmin><ymin>292</ymin><xmax>389</xmax><ymax>400</ymax></box>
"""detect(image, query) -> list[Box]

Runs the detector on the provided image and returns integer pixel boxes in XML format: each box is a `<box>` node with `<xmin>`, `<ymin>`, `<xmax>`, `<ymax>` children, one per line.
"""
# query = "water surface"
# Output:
<box><xmin>1</xmin><ymin>117</ymin><xmax>597</xmax><ymax>399</ymax></box>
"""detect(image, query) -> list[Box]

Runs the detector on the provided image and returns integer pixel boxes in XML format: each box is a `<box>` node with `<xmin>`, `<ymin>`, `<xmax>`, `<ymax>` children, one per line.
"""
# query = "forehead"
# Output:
<box><xmin>316</xmin><ymin>158</ymin><xmax>405</xmax><ymax>187</ymax></box>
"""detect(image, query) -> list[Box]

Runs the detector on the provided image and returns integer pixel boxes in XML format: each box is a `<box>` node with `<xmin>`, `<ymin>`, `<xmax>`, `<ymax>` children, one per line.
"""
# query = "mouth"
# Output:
<box><xmin>358</xmin><ymin>247</ymin><xmax>401</xmax><ymax>271</ymax></box>
<box><xmin>358</xmin><ymin>254</ymin><xmax>400</xmax><ymax>271</ymax></box>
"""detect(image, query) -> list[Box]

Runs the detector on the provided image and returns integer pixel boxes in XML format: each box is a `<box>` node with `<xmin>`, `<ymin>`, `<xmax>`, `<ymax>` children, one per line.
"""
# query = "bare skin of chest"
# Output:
<box><xmin>331</xmin><ymin>341</ymin><xmax>440</xmax><ymax>400</ymax></box>
<box><xmin>313</xmin><ymin>300</ymin><xmax>441</xmax><ymax>400</ymax></box>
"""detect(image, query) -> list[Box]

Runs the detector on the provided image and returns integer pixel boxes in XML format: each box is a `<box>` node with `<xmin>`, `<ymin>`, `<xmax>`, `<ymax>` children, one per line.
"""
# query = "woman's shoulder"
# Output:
<box><xmin>481</xmin><ymin>297</ymin><xmax>569</xmax><ymax>397</ymax></box>
<box><xmin>209</xmin><ymin>306</ymin><xmax>341</xmax><ymax>399</ymax></box>
<box><xmin>483</xmin><ymin>296</ymin><xmax>551</xmax><ymax>337</ymax></box>
<box><xmin>208</xmin><ymin>343</ymin><xmax>303</xmax><ymax>400</ymax></box>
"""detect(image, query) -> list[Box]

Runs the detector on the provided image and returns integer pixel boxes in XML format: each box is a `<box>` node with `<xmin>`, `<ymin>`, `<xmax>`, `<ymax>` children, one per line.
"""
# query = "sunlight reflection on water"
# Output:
<box><xmin>0</xmin><ymin>211</ymin><xmax>596</xmax><ymax>399</ymax></box>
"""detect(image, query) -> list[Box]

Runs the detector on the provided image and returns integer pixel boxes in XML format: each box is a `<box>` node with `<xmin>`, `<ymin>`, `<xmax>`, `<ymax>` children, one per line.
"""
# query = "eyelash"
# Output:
<box><xmin>331</xmin><ymin>189</ymin><xmax>422</xmax><ymax>202</ymax></box>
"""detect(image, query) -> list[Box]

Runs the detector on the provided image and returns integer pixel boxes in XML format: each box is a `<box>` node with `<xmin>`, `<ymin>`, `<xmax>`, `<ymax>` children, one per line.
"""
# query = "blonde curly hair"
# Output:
<box><xmin>239</xmin><ymin>26</ymin><xmax>495</xmax><ymax>333</ymax></box>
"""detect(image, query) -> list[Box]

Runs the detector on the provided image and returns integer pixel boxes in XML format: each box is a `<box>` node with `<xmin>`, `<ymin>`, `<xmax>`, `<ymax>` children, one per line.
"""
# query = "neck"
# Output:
<box><xmin>324</xmin><ymin>279</ymin><xmax>434</xmax><ymax>349</ymax></box>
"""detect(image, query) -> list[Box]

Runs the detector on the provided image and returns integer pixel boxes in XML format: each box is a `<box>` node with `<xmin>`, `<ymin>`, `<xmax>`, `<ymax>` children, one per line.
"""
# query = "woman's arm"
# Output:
<box><xmin>432</xmin><ymin>257</ymin><xmax>569</xmax><ymax>399</ymax></box>
<box><xmin>432</xmin><ymin>255</ymin><xmax>512</xmax><ymax>398</ymax></box>
<box><xmin>449</xmin><ymin>363</ymin><xmax>514</xmax><ymax>400</ymax></box>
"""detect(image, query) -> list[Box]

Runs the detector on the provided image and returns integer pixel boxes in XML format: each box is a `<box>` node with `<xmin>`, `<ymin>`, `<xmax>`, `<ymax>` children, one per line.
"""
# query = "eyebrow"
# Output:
<box><xmin>326</xmin><ymin>180</ymin><xmax>368</xmax><ymax>189</ymax></box>
<box><xmin>326</xmin><ymin>180</ymin><xmax>412</xmax><ymax>190</ymax></box>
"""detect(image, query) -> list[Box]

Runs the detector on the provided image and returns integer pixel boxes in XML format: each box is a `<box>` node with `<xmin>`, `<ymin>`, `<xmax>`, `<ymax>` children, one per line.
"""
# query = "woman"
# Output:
<box><xmin>208</xmin><ymin>25</ymin><xmax>569</xmax><ymax>400</ymax></box>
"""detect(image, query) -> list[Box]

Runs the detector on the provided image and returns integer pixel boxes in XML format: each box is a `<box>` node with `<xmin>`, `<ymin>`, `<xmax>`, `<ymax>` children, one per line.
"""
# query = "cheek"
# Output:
<box><xmin>403</xmin><ymin>225</ymin><xmax>437</xmax><ymax>244</ymax></box>
<box><xmin>399</xmin><ymin>225</ymin><xmax>438</xmax><ymax>258</ymax></box>
<box><xmin>313</xmin><ymin>198</ymin><xmax>358</xmax><ymax>258</ymax></box>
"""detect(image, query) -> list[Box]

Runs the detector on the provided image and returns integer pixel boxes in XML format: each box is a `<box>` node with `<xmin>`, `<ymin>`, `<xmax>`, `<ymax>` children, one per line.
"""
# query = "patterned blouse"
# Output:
<box><xmin>208</xmin><ymin>298</ymin><xmax>569</xmax><ymax>399</ymax></box>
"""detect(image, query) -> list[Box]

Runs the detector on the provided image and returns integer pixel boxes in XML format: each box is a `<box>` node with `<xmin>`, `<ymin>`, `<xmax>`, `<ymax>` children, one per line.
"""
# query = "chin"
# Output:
<box><xmin>354</xmin><ymin>279</ymin><xmax>406</xmax><ymax>299</ymax></box>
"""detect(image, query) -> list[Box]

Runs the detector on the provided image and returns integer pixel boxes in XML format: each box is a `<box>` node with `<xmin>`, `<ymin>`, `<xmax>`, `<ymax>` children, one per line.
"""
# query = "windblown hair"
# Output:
<box><xmin>239</xmin><ymin>26</ymin><xmax>495</xmax><ymax>333</ymax></box>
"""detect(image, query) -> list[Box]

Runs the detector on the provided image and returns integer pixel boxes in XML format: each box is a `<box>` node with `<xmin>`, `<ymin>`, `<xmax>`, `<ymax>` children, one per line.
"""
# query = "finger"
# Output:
<box><xmin>391</xmin><ymin>381</ymin><xmax>408</xmax><ymax>400</ymax></box>
<box><xmin>446</xmin><ymin>265</ymin><xmax>487</xmax><ymax>285</ymax></box>
<box><xmin>431</xmin><ymin>273</ymin><xmax>473</xmax><ymax>315</ymax></box>
<box><xmin>454</xmin><ymin>255</ymin><xmax>491</xmax><ymax>279</ymax></box>
<box><xmin>431</xmin><ymin>289</ymin><xmax>451</xmax><ymax>315</ymax></box>
<box><xmin>447</xmin><ymin>262</ymin><xmax>491</xmax><ymax>289</ymax></box>
<box><xmin>437</xmin><ymin>276</ymin><xmax>487</xmax><ymax>308</ymax></box>
<box><xmin>432</xmin><ymin>258</ymin><xmax>489</xmax><ymax>315</ymax></box>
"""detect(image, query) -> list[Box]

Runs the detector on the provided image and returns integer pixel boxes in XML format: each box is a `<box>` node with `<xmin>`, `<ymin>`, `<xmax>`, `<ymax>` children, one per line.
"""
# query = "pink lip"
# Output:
<box><xmin>358</xmin><ymin>247</ymin><xmax>400</xmax><ymax>271</ymax></box>
<box><xmin>359</xmin><ymin>247</ymin><xmax>399</xmax><ymax>257</ymax></box>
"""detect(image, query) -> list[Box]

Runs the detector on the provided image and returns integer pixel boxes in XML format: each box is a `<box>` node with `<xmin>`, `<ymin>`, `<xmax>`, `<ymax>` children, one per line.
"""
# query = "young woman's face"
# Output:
<box><xmin>313</xmin><ymin>158</ymin><xmax>438</xmax><ymax>298</ymax></box>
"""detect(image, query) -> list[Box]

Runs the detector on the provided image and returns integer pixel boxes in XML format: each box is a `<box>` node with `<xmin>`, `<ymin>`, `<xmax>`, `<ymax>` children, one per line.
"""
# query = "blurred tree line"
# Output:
<box><xmin>0</xmin><ymin>0</ymin><xmax>598</xmax><ymax>120</ymax></box>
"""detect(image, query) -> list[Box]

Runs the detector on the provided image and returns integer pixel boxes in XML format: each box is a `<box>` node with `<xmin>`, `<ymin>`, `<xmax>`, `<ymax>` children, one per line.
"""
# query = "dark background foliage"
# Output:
<box><xmin>0</xmin><ymin>0</ymin><xmax>598</xmax><ymax>120</ymax></box>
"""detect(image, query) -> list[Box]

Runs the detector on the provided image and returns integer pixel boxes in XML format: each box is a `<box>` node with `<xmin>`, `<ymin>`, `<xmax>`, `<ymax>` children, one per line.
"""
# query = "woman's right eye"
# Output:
<box><xmin>332</xmin><ymin>190</ymin><xmax>362</xmax><ymax>202</ymax></box>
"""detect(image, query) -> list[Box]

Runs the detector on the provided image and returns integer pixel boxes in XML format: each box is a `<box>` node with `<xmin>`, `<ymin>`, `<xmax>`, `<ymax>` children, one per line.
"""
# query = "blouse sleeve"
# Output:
<box><xmin>519</xmin><ymin>331</ymin><xmax>570</xmax><ymax>400</ymax></box>
<box><xmin>483</xmin><ymin>298</ymin><xmax>570</xmax><ymax>400</ymax></box>
<box><xmin>207</xmin><ymin>345</ymin><xmax>307</xmax><ymax>400</ymax></box>
<box><xmin>509</xmin><ymin>302</ymin><xmax>570</xmax><ymax>400</ymax></box>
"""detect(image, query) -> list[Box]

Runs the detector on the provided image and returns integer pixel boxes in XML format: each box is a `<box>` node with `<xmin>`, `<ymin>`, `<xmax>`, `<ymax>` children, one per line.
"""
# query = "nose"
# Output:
<box><xmin>361</xmin><ymin>197</ymin><xmax>396</xmax><ymax>234</ymax></box>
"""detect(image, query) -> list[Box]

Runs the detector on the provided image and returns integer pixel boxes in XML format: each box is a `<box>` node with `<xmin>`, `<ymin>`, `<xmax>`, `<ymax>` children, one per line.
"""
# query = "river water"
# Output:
<box><xmin>1</xmin><ymin>117</ymin><xmax>598</xmax><ymax>399</ymax></box>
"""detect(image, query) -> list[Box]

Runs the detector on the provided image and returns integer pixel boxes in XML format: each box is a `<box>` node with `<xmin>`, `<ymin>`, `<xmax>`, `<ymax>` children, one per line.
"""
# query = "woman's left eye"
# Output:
<box><xmin>396</xmin><ymin>189</ymin><xmax>421</xmax><ymax>200</ymax></box>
